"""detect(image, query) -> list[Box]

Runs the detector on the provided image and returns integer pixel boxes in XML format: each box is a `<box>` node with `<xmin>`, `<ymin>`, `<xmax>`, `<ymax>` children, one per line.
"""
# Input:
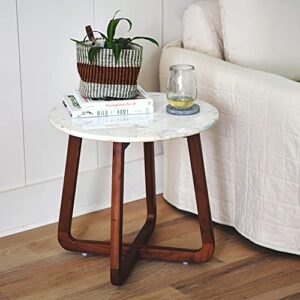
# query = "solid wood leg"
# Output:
<box><xmin>110</xmin><ymin>142</ymin><xmax>127</xmax><ymax>285</ymax></box>
<box><xmin>58</xmin><ymin>135</ymin><xmax>82</xmax><ymax>247</ymax></box>
<box><xmin>134</xmin><ymin>134</ymin><xmax>215</xmax><ymax>263</ymax></box>
<box><xmin>58</xmin><ymin>135</ymin><xmax>113</xmax><ymax>254</ymax></box>
<box><xmin>58</xmin><ymin>135</ymin><xmax>214</xmax><ymax>286</ymax></box>
<box><xmin>110</xmin><ymin>142</ymin><xmax>157</xmax><ymax>285</ymax></box>
<box><xmin>187</xmin><ymin>134</ymin><xmax>215</xmax><ymax>262</ymax></box>
<box><xmin>144</xmin><ymin>142</ymin><xmax>157</xmax><ymax>233</ymax></box>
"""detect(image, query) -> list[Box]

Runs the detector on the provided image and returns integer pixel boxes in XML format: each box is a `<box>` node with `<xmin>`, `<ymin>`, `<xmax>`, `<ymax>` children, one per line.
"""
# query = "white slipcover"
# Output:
<box><xmin>160</xmin><ymin>40</ymin><xmax>300</xmax><ymax>255</ymax></box>
<box><xmin>183</xmin><ymin>0</ymin><xmax>223</xmax><ymax>58</ymax></box>
<box><xmin>220</xmin><ymin>0</ymin><xmax>300</xmax><ymax>81</ymax></box>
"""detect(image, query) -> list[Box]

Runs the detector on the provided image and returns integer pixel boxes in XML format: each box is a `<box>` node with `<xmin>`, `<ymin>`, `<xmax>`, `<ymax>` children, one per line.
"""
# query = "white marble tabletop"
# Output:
<box><xmin>48</xmin><ymin>93</ymin><xmax>219</xmax><ymax>143</ymax></box>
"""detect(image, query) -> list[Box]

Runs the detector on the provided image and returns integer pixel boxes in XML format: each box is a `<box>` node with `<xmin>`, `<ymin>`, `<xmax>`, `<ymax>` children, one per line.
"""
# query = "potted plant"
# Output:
<box><xmin>72</xmin><ymin>10</ymin><xmax>159</xmax><ymax>100</ymax></box>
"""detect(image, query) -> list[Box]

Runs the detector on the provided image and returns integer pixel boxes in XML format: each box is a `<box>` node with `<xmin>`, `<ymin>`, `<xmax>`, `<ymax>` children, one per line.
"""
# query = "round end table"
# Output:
<box><xmin>49</xmin><ymin>93</ymin><xmax>219</xmax><ymax>286</ymax></box>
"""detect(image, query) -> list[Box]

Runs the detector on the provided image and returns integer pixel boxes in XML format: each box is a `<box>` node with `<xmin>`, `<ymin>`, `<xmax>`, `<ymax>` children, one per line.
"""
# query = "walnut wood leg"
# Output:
<box><xmin>110</xmin><ymin>142</ymin><xmax>157</xmax><ymax>285</ymax></box>
<box><xmin>144</xmin><ymin>142</ymin><xmax>157</xmax><ymax>234</ymax></box>
<box><xmin>135</xmin><ymin>134</ymin><xmax>215</xmax><ymax>263</ymax></box>
<box><xmin>110</xmin><ymin>142</ymin><xmax>127</xmax><ymax>285</ymax></box>
<box><xmin>57</xmin><ymin>137</ymin><xmax>156</xmax><ymax>264</ymax></box>
<box><xmin>58</xmin><ymin>135</ymin><xmax>82</xmax><ymax>248</ymax></box>
<box><xmin>187</xmin><ymin>133</ymin><xmax>215</xmax><ymax>262</ymax></box>
<box><xmin>58</xmin><ymin>135</ymin><xmax>113</xmax><ymax>254</ymax></box>
<box><xmin>58</xmin><ymin>135</ymin><xmax>214</xmax><ymax>286</ymax></box>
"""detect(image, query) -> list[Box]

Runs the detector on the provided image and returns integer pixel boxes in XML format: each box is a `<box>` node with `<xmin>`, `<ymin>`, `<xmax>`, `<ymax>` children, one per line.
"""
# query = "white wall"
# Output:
<box><xmin>0</xmin><ymin>0</ymin><xmax>189</xmax><ymax>237</ymax></box>
<box><xmin>0</xmin><ymin>0</ymin><xmax>25</xmax><ymax>191</ymax></box>
<box><xmin>163</xmin><ymin>0</ymin><xmax>194</xmax><ymax>43</ymax></box>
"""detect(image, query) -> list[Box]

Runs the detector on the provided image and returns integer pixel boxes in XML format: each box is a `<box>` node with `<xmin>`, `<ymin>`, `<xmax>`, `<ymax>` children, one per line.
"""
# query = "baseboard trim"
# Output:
<box><xmin>0</xmin><ymin>155</ymin><xmax>163</xmax><ymax>238</ymax></box>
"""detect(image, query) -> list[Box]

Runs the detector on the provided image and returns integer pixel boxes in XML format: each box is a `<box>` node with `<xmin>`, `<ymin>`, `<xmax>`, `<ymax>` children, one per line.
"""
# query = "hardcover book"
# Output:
<box><xmin>62</xmin><ymin>86</ymin><xmax>153</xmax><ymax>118</ymax></box>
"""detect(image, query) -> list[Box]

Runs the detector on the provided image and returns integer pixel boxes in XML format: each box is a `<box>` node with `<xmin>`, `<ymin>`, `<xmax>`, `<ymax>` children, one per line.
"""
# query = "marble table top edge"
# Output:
<box><xmin>48</xmin><ymin>93</ymin><xmax>219</xmax><ymax>143</ymax></box>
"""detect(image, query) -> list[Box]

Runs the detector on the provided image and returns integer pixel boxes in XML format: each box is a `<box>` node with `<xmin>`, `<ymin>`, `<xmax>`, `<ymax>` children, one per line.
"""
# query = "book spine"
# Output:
<box><xmin>63</xmin><ymin>98</ymin><xmax>153</xmax><ymax>119</ymax></box>
<box><xmin>78</xmin><ymin>97</ymin><xmax>153</xmax><ymax>110</ymax></box>
<box><xmin>75</xmin><ymin>86</ymin><xmax>153</xmax><ymax>110</ymax></box>
<box><xmin>102</xmin><ymin>99</ymin><xmax>153</xmax><ymax>110</ymax></box>
<box><xmin>73</xmin><ymin>106</ymin><xmax>154</xmax><ymax>118</ymax></box>
<box><xmin>63</xmin><ymin>93</ymin><xmax>154</xmax><ymax>118</ymax></box>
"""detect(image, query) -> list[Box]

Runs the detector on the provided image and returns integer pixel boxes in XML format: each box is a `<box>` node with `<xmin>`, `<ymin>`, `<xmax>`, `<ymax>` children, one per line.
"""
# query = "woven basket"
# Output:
<box><xmin>76</xmin><ymin>42</ymin><xmax>143</xmax><ymax>99</ymax></box>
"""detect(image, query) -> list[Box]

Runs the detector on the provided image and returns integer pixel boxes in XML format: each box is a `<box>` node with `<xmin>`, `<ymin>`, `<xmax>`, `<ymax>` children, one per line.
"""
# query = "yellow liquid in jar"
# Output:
<box><xmin>168</xmin><ymin>98</ymin><xmax>195</xmax><ymax>108</ymax></box>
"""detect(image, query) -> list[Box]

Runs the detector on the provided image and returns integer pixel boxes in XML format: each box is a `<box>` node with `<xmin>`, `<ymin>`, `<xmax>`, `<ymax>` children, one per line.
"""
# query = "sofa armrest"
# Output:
<box><xmin>160</xmin><ymin>41</ymin><xmax>300</xmax><ymax>140</ymax></box>
<box><xmin>160</xmin><ymin>42</ymin><xmax>300</xmax><ymax>255</ymax></box>
<box><xmin>160</xmin><ymin>41</ymin><xmax>300</xmax><ymax>110</ymax></box>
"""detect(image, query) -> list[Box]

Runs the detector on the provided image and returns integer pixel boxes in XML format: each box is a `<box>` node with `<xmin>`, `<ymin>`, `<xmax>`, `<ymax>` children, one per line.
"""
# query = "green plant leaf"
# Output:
<box><xmin>88</xmin><ymin>46</ymin><xmax>100</xmax><ymax>63</ymax></box>
<box><xmin>114</xmin><ymin>18</ymin><xmax>132</xmax><ymax>32</ymax></box>
<box><xmin>70</xmin><ymin>38</ymin><xmax>85</xmax><ymax>45</ymax></box>
<box><xmin>107</xmin><ymin>18</ymin><xmax>132</xmax><ymax>45</ymax></box>
<box><xmin>115</xmin><ymin>38</ymin><xmax>131</xmax><ymax>48</ymax></box>
<box><xmin>131</xmin><ymin>36</ymin><xmax>159</xmax><ymax>47</ymax></box>
<box><xmin>107</xmin><ymin>11</ymin><xmax>132</xmax><ymax>46</ymax></box>
<box><xmin>112</xmin><ymin>43</ymin><xmax>124</xmax><ymax>62</ymax></box>
<box><xmin>113</xmin><ymin>9</ymin><xmax>121</xmax><ymax>19</ymax></box>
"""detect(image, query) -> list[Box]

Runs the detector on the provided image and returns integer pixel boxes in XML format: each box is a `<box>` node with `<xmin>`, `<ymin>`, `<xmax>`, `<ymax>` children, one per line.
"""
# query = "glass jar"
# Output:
<box><xmin>166</xmin><ymin>64</ymin><xmax>197</xmax><ymax>109</ymax></box>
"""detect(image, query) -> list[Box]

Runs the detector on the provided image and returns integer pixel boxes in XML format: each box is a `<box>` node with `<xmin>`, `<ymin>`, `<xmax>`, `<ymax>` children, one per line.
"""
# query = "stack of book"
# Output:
<box><xmin>63</xmin><ymin>86</ymin><xmax>154</xmax><ymax>118</ymax></box>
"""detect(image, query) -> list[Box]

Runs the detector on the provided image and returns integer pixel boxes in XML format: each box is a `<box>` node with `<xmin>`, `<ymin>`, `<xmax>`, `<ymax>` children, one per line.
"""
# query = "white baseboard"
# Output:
<box><xmin>0</xmin><ymin>155</ymin><xmax>163</xmax><ymax>238</ymax></box>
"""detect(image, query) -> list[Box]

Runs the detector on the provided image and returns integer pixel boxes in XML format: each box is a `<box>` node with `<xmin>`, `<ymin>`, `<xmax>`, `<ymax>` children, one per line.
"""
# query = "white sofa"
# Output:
<box><xmin>159</xmin><ymin>22</ymin><xmax>300</xmax><ymax>254</ymax></box>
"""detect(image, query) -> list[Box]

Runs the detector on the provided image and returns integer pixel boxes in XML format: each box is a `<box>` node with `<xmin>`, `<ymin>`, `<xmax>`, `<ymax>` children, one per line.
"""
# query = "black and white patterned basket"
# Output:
<box><xmin>76</xmin><ymin>42</ymin><xmax>143</xmax><ymax>99</ymax></box>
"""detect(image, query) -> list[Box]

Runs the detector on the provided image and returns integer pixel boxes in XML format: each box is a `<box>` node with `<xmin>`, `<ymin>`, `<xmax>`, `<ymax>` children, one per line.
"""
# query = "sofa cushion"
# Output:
<box><xmin>183</xmin><ymin>0</ymin><xmax>223</xmax><ymax>59</ymax></box>
<box><xmin>220</xmin><ymin>0</ymin><xmax>300</xmax><ymax>80</ymax></box>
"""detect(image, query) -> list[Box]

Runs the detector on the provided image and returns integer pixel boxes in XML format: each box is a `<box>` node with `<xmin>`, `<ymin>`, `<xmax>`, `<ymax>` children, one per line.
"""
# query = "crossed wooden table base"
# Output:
<box><xmin>58</xmin><ymin>134</ymin><xmax>215</xmax><ymax>285</ymax></box>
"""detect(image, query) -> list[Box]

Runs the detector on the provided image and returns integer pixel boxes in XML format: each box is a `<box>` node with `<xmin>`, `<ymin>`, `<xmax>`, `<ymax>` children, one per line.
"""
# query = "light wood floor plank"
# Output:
<box><xmin>130</xmin><ymin>287</ymin><xmax>188</xmax><ymax>300</ymax></box>
<box><xmin>0</xmin><ymin>196</ymin><xmax>299</xmax><ymax>299</ymax></box>
<box><xmin>248</xmin><ymin>282</ymin><xmax>300</xmax><ymax>300</ymax></box>
<box><xmin>172</xmin><ymin>253</ymin><xmax>300</xmax><ymax>299</ymax></box>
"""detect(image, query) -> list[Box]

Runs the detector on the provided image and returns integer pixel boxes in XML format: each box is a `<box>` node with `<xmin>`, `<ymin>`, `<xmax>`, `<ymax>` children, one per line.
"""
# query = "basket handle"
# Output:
<box><xmin>85</xmin><ymin>25</ymin><xmax>95</xmax><ymax>41</ymax></box>
<box><xmin>83</xmin><ymin>26</ymin><xmax>104</xmax><ymax>45</ymax></box>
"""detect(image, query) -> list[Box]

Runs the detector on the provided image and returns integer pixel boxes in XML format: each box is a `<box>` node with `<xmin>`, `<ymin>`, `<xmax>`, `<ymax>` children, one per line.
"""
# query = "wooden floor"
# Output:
<box><xmin>0</xmin><ymin>196</ymin><xmax>299</xmax><ymax>300</ymax></box>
